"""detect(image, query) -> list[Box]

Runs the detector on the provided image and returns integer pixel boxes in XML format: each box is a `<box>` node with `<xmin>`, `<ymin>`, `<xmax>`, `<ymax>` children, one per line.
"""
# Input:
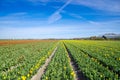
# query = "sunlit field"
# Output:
<box><xmin>1</xmin><ymin>0</ymin><xmax>120</xmax><ymax>80</ymax></box>
<box><xmin>0</xmin><ymin>40</ymin><xmax>120</xmax><ymax>80</ymax></box>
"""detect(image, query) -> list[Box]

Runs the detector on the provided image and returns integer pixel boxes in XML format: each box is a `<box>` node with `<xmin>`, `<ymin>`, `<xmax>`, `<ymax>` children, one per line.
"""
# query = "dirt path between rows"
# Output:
<box><xmin>63</xmin><ymin>43</ymin><xmax>87</xmax><ymax>80</ymax></box>
<box><xmin>31</xmin><ymin>47</ymin><xmax>57</xmax><ymax>80</ymax></box>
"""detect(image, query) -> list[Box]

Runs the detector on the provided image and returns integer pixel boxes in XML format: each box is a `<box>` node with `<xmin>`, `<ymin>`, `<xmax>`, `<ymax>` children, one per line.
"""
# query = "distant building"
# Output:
<box><xmin>102</xmin><ymin>33</ymin><xmax>120</xmax><ymax>40</ymax></box>
<box><xmin>89</xmin><ymin>33</ymin><xmax>120</xmax><ymax>40</ymax></box>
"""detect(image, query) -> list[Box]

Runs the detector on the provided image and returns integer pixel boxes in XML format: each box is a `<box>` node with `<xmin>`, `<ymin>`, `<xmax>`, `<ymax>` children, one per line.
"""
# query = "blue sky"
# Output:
<box><xmin>0</xmin><ymin>0</ymin><xmax>120</xmax><ymax>39</ymax></box>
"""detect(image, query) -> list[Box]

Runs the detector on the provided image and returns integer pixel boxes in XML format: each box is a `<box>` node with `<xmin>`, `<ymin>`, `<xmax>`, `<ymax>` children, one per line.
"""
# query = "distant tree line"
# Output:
<box><xmin>73</xmin><ymin>33</ymin><xmax>120</xmax><ymax>40</ymax></box>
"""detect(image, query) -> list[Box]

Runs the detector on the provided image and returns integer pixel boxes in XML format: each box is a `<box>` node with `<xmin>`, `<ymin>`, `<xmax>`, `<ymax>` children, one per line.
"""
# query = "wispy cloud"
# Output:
<box><xmin>0</xmin><ymin>12</ymin><xmax>47</xmax><ymax>26</ymax></box>
<box><xmin>27</xmin><ymin>0</ymin><xmax>49</xmax><ymax>3</ymax></box>
<box><xmin>68</xmin><ymin>13</ymin><xmax>83</xmax><ymax>19</ymax></box>
<box><xmin>48</xmin><ymin>12</ymin><xmax>62</xmax><ymax>24</ymax></box>
<box><xmin>48</xmin><ymin>0</ymin><xmax>72</xmax><ymax>24</ymax></box>
<box><xmin>72</xmin><ymin>0</ymin><xmax>120</xmax><ymax>12</ymax></box>
<box><xmin>0</xmin><ymin>12</ymin><xmax>27</xmax><ymax>20</ymax></box>
<box><xmin>62</xmin><ymin>10</ymin><xmax>83</xmax><ymax>19</ymax></box>
<box><xmin>88</xmin><ymin>21</ymin><xmax>100</xmax><ymax>25</ymax></box>
<box><xmin>0</xmin><ymin>26</ymin><xmax>80</xmax><ymax>39</ymax></box>
<box><xmin>62</xmin><ymin>10</ymin><xmax>101</xmax><ymax>25</ymax></box>
<box><xmin>27</xmin><ymin>0</ymin><xmax>49</xmax><ymax>5</ymax></box>
<box><xmin>2</xmin><ymin>0</ymin><xmax>120</xmax><ymax>13</ymax></box>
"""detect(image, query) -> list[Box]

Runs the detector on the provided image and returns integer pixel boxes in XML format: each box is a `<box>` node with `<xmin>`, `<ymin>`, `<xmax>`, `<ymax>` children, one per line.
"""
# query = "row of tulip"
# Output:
<box><xmin>65</xmin><ymin>40</ymin><xmax>120</xmax><ymax>76</ymax></box>
<box><xmin>41</xmin><ymin>42</ymin><xmax>76</xmax><ymax>80</ymax></box>
<box><xmin>64</xmin><ymin>40</ymin><xmax>119</xmax><ymax>80</ymax></box>
<box><xmin>0</xmin><ymin>41</ymin><xmax>57</xmax><ymax>80</ymax></box>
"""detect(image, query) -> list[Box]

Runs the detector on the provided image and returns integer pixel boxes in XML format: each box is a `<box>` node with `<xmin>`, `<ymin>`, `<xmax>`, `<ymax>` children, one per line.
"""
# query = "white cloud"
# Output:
<box><xmin>2</xmin><ymin>0</ymin><xmax>120</xmax><ymax>13</ymax></box>
<box><xmin>0</xmin><ymin>12</ymin><xmax>27</xmax><ymax>20</ymax></box>
<box><xmin>42</xmin><ymin>0</ymin><xmax>120</xmax><ymax>13</ymax></box>
<box><xmin>0</xmin><ymin>12</ymin><xmax>47</xmax><ymax>25</ymax></box>
<box><xmin>62</xmin><ymin>10</ymin><xmax>100</xmax><ymax>24</ymax></box>
<box><xmin>27</xmin><ymin>0</ymin><xmax>49</xmax><ymax>3</ymax></box>
<box><xmin>48</xmin><ymin>0</ymin><xmax>72</xmax><ymax>24</ymax></box>
<box><xmin>88</xmin><ymin>21</ymin><xmax>100</xmax><ymax>25</ymax></box>
<box><xmin>8</xmin><ymin>12</ymin><xmax>27</xmax><ymax>16</ymax></box>
<box><xmin>69</xmin><ymin>13</ymin><xmax>82</xmax><ymax>19</ymax></box>
<box><xmin>26</xmin><ymin>0</ymin><xmax>50</xmax><ymax>6</ymax></box>
<box><xmin>72</xmin><ymin>0</ymin><xmax>120</xmax><ymax>12</ymax></box>
<box><xmin>62</xmin><ymin>11</ymin><xmax>83</xmax><ymax>19</ymax></box>
<box><xmin>0</xmin><ymin>26</ymin><xmax>78</xmax><ymax>39</ymax></box>
<box><xmin>48</xmin><ymin>12</ymin><xmax>62</xmax><ymax>24</ymax></box>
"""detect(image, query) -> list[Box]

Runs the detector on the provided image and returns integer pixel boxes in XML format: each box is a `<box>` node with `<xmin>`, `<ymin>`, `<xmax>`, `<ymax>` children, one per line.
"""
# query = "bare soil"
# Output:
<box><xmin>63</xmin><ymin>43</ymin><xmax>87</xmax><ymax>80</ymax></box>
<box><xmin>0</xmin><ymin>40</ymin><xmax>57</xmax><ymax>46</ymax></box>
<box><xmin>31</xmin><ymin>47</ymin><xmax>57</xmax><ymax>80</ymax></box>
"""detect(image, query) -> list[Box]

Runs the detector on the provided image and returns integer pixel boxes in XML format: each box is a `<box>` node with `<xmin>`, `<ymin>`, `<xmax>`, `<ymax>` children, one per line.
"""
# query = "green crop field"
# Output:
<box><xmin>0</xmin><ymin>40</ymin><xmax>120</xmax><ymax>80</ymax></box>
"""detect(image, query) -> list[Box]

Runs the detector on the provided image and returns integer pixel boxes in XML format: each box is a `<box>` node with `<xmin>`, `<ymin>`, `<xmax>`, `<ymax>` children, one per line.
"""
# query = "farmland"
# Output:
<box><xmin>0</xmin><ymin>40</ymin><xmax>120</xmax><ymax>80</ymax></box>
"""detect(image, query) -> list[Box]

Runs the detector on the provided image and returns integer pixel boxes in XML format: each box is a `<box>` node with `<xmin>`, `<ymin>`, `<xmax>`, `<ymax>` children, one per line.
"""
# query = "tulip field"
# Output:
<box><xmin>0</xmin><ymin>40</ymin><xmax>120</xmax><ymax>80</ymax></box>
<box><xmin>64</xmin><ymin>40</ymin><xmax>120</xmax><ymax>80</ymax></box>
<box><xmin>0</xmin><ymin>40</ymin><xmax>57</xmax><ymax>80</ymax></box>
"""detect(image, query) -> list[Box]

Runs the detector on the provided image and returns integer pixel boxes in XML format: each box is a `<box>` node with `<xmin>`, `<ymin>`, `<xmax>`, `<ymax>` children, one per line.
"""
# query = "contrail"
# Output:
<box><xmin>58</xmin><ymin>0</ymin><xmax>72</xmax><ymax>12</ymax></box>
<box><xmin>48</xmin><ymin>0</ymin><xmax>72</xmax><ymax>24</ymax></box>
